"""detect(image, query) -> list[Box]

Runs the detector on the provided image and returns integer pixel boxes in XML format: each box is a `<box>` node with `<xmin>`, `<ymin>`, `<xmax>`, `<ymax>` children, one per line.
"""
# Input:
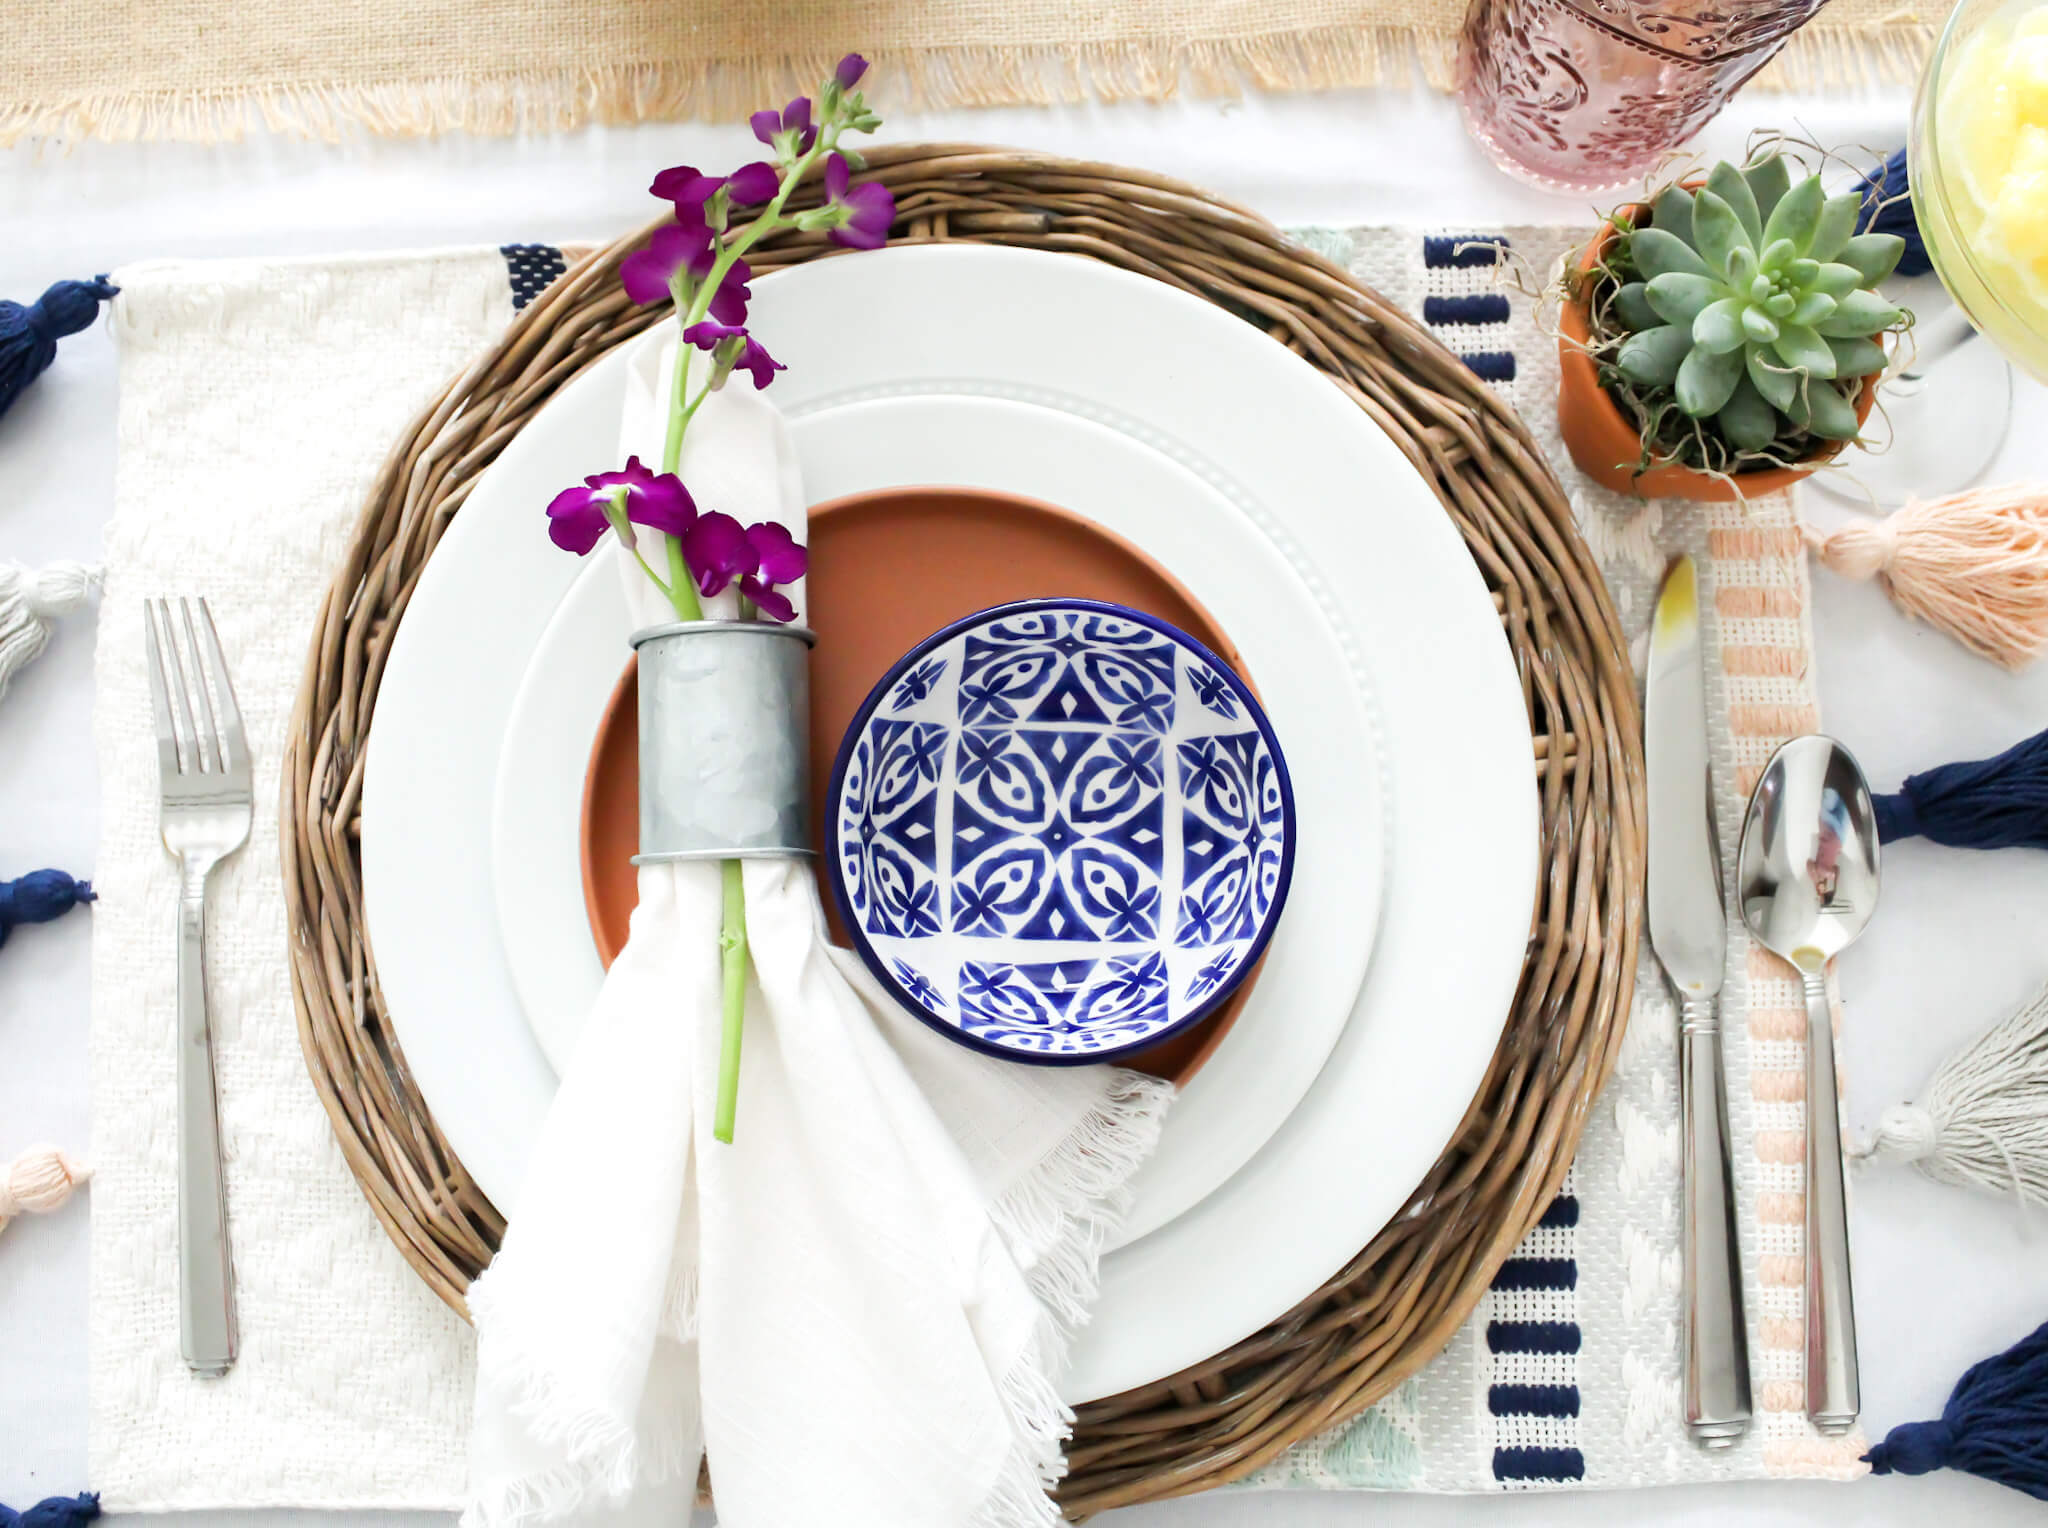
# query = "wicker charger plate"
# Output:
<box><xmin>281</xmin><ymin>145</ymin><xmax>1644</xmax><ymax>1514</ymax></box>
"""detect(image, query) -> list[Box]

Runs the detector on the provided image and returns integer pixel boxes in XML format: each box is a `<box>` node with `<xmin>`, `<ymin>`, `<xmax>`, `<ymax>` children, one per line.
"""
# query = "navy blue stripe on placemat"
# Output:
<box><xmin>1418</xmin><ymin>232</ymin><xmax>1518</xmax><ymax>386</ymax></box>
<box><xmin>1486</xmin><ymin>1320</ymin><xmax>1582</xmax><ymax>1355</ymax></box>
<box><xmin>1538</xmin><ymin>1195</ymin><xmax>1580</xmax><ymax>1229</ymax></box>
<box><xmin>1489</xmin><ymin>1384</ymin><xmax>1582</xmax><ymax>1418</ymax></box>
<box><xmin>1480</xmin><ymin>1180</ymin><xmax>1581</xmax><ymax>1484</ymax></box>
<box><xmin>1494</xmin><ymin>1447</ymin><xmax>1587</xmax><ymax>1482</ymax></box>
<box><xmin>1423</xmin><ymin>234</ymin><xmax>1510</xmax><ymax>268</ymax></box>
<box><xmin>1491</xmin><ymin>1257</ymin><xmax>1579</xmax><ymax>1292</ymax></box>
<box><xmin>502</xmin><ymin>243</ymin><xmax>568</xmax><ymax>310</ymax></box>
<box><xmin>1422</xmin><ymin>293</ymin><xmax>1511</xmax><ymax>326</ymax></box>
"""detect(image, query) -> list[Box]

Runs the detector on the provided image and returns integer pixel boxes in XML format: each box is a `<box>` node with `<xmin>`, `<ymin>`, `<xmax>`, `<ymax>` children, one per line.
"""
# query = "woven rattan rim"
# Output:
<box><xmin>280</xmin><ymin>145</ymin><xmax>1645</xmax><ymax>1514</ymax></box>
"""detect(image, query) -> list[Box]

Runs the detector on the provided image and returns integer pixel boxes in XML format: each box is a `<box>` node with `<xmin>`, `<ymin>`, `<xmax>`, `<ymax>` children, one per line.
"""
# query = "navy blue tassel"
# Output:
<box><xmin>0</xmin><ymin>868</ymin><xmax>95</xmax><ymax>951</ymax></box>
<box><xmin>1861</xmin><ymin>149</ymin><xmax>1932</xmax><ymax>279</ymax></box>
<box><xmin>1866</xmin><ymin>1323</ymin><xmax>2048</xmax><ymax>1498</ymax></box>
<box><xmin>0</xmin><ymin>1494</ymin><xmax>100</xmax><ymax>1528</ymax></box>
<box><xmin>1873</xmin><ymin>726</ymin><xmax>2048</xmax><ymax>849</ymax></box>
<box><xmin>0</xmin><ymin>277</ymin><xmax>117</xmax><ymax>423</ymax></box>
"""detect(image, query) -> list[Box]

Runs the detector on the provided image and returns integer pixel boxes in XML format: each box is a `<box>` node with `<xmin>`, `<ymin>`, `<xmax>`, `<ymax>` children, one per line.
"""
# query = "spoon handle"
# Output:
<box><xmin>1679</xmin><ymin>992</ymin><xmax>1752</xmax><ymax>1446</ymax></box>
<box><xmin>1801</xmin><ymin>969</ymin><xmax>1860</xmax><ymax>1434</ymax></box>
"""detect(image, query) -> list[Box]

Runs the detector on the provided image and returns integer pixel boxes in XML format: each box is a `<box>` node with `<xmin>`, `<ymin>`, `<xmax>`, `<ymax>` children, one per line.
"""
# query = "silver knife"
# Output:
<box><xmin>1648</xmin><ymin>555</ymin><xmax>1752</xmax><ymax>1447</ymax></box>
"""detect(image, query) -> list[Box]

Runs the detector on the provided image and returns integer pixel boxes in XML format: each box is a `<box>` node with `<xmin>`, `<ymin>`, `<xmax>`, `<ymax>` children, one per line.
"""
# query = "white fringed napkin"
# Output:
<box><xmin>463</xmin><ymin>336</ymin><xmax>1173</xmax><ymax>1528</ymax></box>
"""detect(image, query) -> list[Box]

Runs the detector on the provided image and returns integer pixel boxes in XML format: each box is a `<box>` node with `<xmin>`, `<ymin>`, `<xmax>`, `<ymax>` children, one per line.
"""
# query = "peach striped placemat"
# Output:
<box><xmin>1248</xmin><ymin>224</ymin><xmax>1866</xmax><ymax>1492</ymax></box>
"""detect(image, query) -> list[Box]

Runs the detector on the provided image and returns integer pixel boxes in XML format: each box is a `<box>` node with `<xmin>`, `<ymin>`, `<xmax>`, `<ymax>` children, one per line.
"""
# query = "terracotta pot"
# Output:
<box><xmin>1557</xmin><ymin>210</ymin><xmax>1877</xmax><ymax>502</ymax></box>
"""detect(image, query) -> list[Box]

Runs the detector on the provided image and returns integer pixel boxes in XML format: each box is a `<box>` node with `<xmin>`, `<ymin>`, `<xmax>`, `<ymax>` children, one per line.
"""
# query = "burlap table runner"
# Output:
<box><xmin>8</xmin><ymin>0</ymin><xmax>1933</xmax><ymax>147</ymax></box>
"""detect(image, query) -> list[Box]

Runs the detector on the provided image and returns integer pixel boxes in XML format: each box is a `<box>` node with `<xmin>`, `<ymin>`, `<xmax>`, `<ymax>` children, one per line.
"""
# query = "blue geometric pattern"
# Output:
<box><xmin>1177</xmin><ymin>732</ymin><xmax>1286</xmax><ymax>946</ymax></box>
<box><xmin>831</xmin><ymin>600</ymin><xmax>1293</xmax><ymax>1062</ymax></box>
<box><xmin>959</xmin><ymin>609</ymin><xmax>1176</xmax><ymax>732</ymax></box>
<box><xmin>1189</xmin><ymin>665</ymin><xmax>1239</xmax><ymax>718</ymax></box>
<box><xmin>890</xmin><ymin>957</ymin><xmax>945</xmax><ymax>1014</ymax></box>
<box><xmin>837</xmin><ymin>719</ymin><xmax>946</xmax><ymax>938</ymax></box>
<box><xmin>951</xmin><ymin>728</ymin><xmax>1163</xmax><ymax>943</ymax></box>
<box><xmin>956</xmin><ymin>953</ymin><xmax>1169</xmax><ymax>1055</ymax></box>
<box><xmin>889</xmin><ymin>657</ymin><xmax>946</xmax><ymax>713</ymax></box>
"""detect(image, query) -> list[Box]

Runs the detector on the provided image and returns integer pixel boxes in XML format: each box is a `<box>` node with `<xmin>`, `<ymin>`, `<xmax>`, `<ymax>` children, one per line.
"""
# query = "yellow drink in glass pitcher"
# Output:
<box><xmin>1915</xmin><ymin>0</ymin><xmax>2048</xmax><ymax>380</ymax></box>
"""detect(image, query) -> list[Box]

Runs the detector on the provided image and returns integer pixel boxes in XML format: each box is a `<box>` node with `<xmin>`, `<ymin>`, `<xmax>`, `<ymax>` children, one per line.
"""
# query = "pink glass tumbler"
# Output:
<box><xmin>1456</xmin><ymin>0</ymin><xmax>1834</xmax><ymax>194</ymax></box>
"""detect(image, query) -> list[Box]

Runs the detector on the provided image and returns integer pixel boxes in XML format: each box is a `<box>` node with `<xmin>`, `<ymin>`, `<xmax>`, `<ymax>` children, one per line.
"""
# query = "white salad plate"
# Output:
<box><xmin>489</xmin><ymin>390</ymin><xmax>1382</xmax><ymax>1249</ymax></box>
<box><xmin>363</xmin><ymin>244</ymin><xmax>1537</xmax><ymax>1402</ymax></box>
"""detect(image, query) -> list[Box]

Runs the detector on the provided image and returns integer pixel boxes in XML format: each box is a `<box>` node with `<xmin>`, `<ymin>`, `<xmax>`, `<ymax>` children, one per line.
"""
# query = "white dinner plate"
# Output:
<box><xmin>363</xmin><ymin>245</ymin><xmax>1536</xmax><ymax>1401</ymax></box>
<box><xmin>490</xmin><ymin>392</ymin><xmax>1385</xmax><ymax>1249</ymax></box>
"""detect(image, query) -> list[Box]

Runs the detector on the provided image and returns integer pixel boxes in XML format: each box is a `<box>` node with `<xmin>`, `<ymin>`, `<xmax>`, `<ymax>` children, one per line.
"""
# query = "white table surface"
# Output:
<box><xmin>4</xmin><ymin>81</ymin><xmax>2047</xmax><ymax>1527</ymax></box>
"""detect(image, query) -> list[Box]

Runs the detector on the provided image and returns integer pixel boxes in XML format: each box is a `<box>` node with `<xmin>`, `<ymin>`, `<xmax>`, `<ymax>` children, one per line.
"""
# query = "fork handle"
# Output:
<box><xmin>177</xmin><ymin>860</ymin><xmax>237</xmax><ymax>1376</ymax></box>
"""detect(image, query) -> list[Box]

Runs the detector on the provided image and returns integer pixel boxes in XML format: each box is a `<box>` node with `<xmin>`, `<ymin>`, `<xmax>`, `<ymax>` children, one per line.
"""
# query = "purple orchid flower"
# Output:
<box><xmin>834</xmin><ymin>53</ymin><xmax>869</xmax><ymax>89</ymax></box>
<box><xmin>740</xmin><ymin>521</ymin><xmax>807</xmax><ymax>622</ymax></box>
<box><xmin>750</xmin><ymin>96</ymin><xmax>817</xmax><ymax>158</ymax></box>
<box><xmin>619</xmin><ymin>223</ymin><xmax>704</xmax><ymax>304</ymax></box>
<box><xmin>680</xmin><ymin>511</ymin><xmax>756</xmax><ymax>598</ymax></box>
<box><xmin>545</xmin><ymin>457</ymin><xmax>694</xmax><ymax>555</ymax></box>
<box><xmin>823</xmin><ymin>153</ymin><xmax>895</xmax><ymax>250</ymax></box>
<box><xmin>650</xmin><ymin>161</ymin><xmax>780</xmax><ymax>216</ymax></box>
<box><xmin>682</xmin><ymin>320</ymin><xmax>786</xmax><ymax>390</ymax></box>
<box><xmin>619</xmin><ymin>224</ymin><xmax>751</xmax><ymax>323</ymax></box>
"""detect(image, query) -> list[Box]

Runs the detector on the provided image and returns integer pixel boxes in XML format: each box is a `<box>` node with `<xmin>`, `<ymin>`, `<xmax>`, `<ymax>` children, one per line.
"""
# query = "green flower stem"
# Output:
<box><xmin>713</xmin><ymin>857</ymin><xmax>749</xmax><ymax>1143</ymax></box>
<box><xmin>663</xmin><ymin>533</ymin><xmax>704</xmax><ymax>622</ymax></box>
<box><xmin>627</xmin><ymin>543</ymin><xmax>673</xmax><ymax>600</ymax></box>
<box><xmin>681</xmin><ymin>129</ymin><xmax>838</xmax><ymax>336</ymax></box>
<box><xmin>655</xmin><ymin>144</ymin><xmax>841</xmax><ymax>1146</ymax></box>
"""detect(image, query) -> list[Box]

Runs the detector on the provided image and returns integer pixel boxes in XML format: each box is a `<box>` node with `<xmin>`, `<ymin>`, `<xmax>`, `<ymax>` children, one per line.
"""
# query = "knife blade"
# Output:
<box><xmin>1649</xmin><ymin>555</ymin><xmax>1725</xmax><ymax>998</ymax></box>
<box><xmin>1647</xmin><ymin>554</ymin><xmax>1752</xmax><ymax>1447</ymax></box>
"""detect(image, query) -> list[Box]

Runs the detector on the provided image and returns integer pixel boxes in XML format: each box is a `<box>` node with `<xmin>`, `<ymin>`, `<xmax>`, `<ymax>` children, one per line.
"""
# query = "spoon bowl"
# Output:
<box><xmin>1736</xmin><ymin>733</ymin><xmax>1880</xmax><ymax>1437</ymax></box>
<box><xmin>1737</xmin><ymin>735</ymin><xmax>1881</xmax><ymax>973</ymax></box>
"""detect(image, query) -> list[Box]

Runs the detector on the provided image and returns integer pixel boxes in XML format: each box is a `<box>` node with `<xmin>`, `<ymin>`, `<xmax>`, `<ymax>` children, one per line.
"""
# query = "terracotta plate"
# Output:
<box><xmin>579</xmin><ymin>485</ymin><xmax>1260</xmax><ymax>1085</ymax></box>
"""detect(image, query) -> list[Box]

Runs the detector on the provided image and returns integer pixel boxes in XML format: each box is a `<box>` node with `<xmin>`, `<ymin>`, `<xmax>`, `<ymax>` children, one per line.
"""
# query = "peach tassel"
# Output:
<box><xmin>1804</xmin><ymin>483</ymin><xmax>2048</xmax><ymax>669</ymax></box>
<box><xmin>0</xmin><ymin>1145</ymin><xmax>89</xmax><ymax>1235</ymax></box>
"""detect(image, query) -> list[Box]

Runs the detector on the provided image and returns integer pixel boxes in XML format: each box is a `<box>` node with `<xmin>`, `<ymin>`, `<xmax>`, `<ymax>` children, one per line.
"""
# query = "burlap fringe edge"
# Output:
<box><xmin>0</xmin><ymin>21</ymin><xmax>1933</xmax><ymax>149</ymax></box>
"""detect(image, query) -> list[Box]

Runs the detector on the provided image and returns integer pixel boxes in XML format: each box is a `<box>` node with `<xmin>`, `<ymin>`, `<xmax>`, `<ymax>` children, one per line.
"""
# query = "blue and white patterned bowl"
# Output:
<box><xmin>827</xmin><ymin>597</ymin><xmax>1295</xmax><ymax>1065</ymax></box>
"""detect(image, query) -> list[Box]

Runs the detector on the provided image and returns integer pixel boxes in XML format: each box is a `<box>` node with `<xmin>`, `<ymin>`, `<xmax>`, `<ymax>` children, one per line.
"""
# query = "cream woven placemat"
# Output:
<box><xmin>8</xmin><ymin>0</ymin><xmax>1933</xmax><ymax>148</ymax></box>
<box><xmin>88</xmin><ymin>229</ymin><xmax>1864</xmax><ymax>1510</ymax></box>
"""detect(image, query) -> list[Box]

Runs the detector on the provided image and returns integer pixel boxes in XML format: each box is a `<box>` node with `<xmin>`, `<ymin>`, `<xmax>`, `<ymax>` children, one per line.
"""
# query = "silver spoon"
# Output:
<box><xmin>1737</xmin><ymin>734</ymin><xmax>1878</xmax><ymax>1436</ymax></box>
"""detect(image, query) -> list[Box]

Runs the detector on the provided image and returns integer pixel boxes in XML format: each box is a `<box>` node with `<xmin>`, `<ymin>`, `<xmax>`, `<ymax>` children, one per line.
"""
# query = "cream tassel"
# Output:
<box><xmin>0</xmin><ymin>560</ymin><xmax>99</xmax><ymax>704</ymax></box>
<box><xmin>1804</xmin><ymin>483</ymin><xmax>2048</xmax><ymax>669</ymax></box>
<box><xmin>0</xmin><ymin>1145</ymin><xmax>90</xmax><ymax>1234</ymax></box>
<box><xmin>1856</xmin><ymin>982</ymin><xmax>2048</xmax><ymax>1207</ymax></box>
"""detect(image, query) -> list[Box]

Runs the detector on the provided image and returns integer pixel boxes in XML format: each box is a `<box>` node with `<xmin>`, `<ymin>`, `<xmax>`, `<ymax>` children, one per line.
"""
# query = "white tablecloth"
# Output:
<box><xmin>3</xmin><ymin>82</ymin><xmax>2047</xmax><ymax>1528</ymax></box>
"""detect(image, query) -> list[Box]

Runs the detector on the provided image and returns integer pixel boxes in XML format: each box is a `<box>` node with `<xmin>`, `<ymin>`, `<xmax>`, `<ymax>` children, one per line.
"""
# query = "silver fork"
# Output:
<box><xmin>144</xmin><ymin>597</ymin><xmax>250</xmax><ymax>1377</ymax></box>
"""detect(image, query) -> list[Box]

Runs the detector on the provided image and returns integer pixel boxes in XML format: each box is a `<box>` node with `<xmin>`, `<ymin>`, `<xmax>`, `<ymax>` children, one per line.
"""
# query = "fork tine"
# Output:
<box><xmin>176</xmin><ymin>599</ymin><xmax>223</xmax><ymax>775</ymax></box>
<box><xmin>143</xmin><ymin>601</ymin><xmax>184</xmax><ymax>779</ymax></box>
<box><xmin>189</xmin><ymin>599</ymin><xmax>247</xmax><ymax>782</ymax></box>
<box><xmin>155</xmin><ymin>597</ymin><xmax>206</xmax><ymax>775</ymax></box>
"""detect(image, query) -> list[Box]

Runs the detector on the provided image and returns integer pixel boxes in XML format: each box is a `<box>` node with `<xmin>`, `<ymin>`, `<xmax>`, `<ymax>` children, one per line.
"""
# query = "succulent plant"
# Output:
<box><xmin>1607</xmin><ymin>155</ymin><xmax>1907</xmax><ymax>450</ymax></box>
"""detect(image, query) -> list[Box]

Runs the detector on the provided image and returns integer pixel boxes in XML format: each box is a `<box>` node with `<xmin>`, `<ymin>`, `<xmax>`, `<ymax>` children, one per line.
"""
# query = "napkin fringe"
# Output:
<box><xmin>464</xmin><ymin>1282</ymin><xmax>701</xmax><ymax>1528</ymax></box>
<box><xmin>978</xmin><ymin>1067</ymin><xmax>1173</xmax><ymax>1526</ymax></box>
<box><xmin>993</xmin><ymin>1068</ymin><xmax>1175</xmax><ymax>1331</ymax></box>
<box><xmin>465</xmin><ymin>1068</ymin><xmax>1168</xmax><ymax>1528</ymax></box>
<box><xmin>984</xmin><ymin>1322</ymin><xmax>1071</xmax><ymax>1527</ymax></box>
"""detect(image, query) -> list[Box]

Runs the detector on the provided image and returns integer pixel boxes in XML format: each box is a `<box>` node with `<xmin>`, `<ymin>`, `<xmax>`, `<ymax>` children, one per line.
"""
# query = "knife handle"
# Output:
<box><xmin>1679</xmin><ymin>991</ymin><xmax>1752</xmax><ymax>1446</ymax></box>
<box><xmin>1801</xmin><ymin>969</ymin><xmax>1860</xmax><ymax>1434</ymax></box>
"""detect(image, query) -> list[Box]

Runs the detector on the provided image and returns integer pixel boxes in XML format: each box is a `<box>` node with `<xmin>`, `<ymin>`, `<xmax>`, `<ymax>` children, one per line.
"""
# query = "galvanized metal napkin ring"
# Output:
<box><xmin>631</xmin><ymin>620</ymin><xmax>817</xmax><ymax>863</ymax></box>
